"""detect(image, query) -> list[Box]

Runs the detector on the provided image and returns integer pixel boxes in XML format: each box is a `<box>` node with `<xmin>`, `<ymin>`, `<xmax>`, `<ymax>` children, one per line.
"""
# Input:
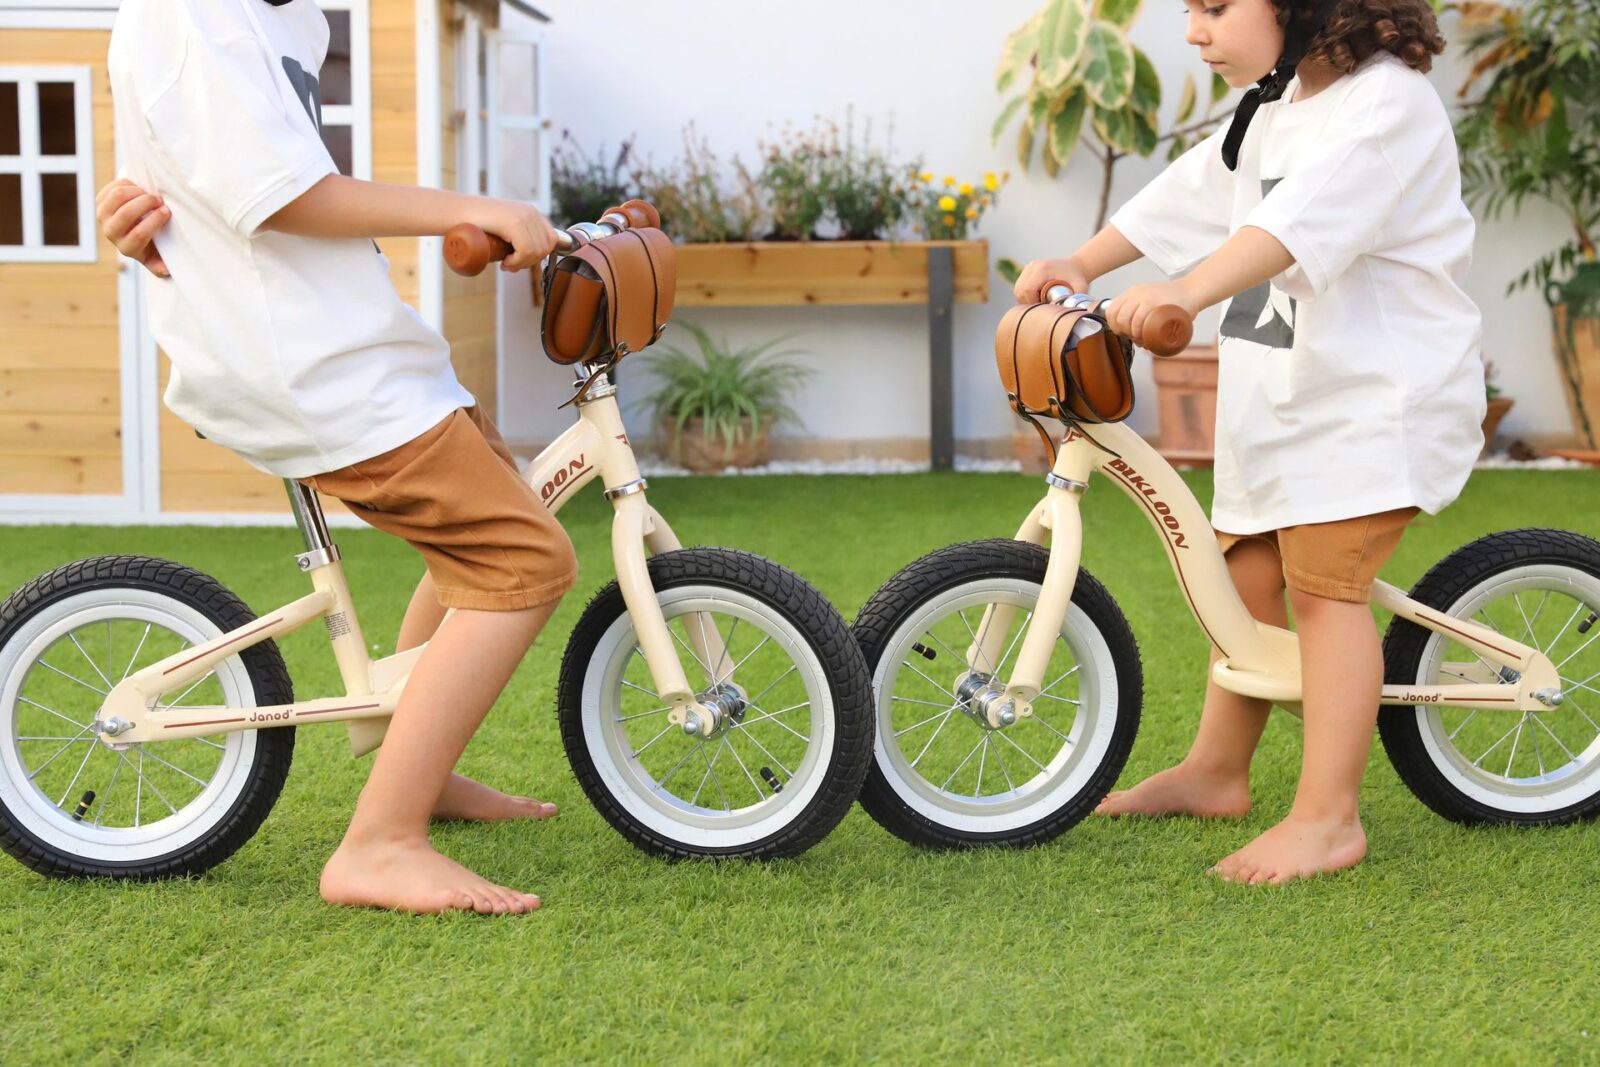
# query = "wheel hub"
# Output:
<box><xmin>681</xmin><ymin>682</ymin><xmax>749</xmax><ymax>736</ymax></box>
<box><xmin>952</xmin><ymin>672</ymin><xmax>1016</xmax><ymax>731</ymax></box>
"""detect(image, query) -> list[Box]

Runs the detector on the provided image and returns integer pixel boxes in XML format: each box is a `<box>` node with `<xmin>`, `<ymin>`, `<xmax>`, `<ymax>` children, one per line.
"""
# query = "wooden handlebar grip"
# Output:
<box><xmin>443</xmin><ymin>224</ymin><xmax>511</xmax><ymax>276</ymax></box>
<box><xmin>1139</xmin><ymin>305</ymin><xmax>1194</xmax><ymax>357</ymax></box>
<box><xmin>602</xmin><ymin>199</ymin><xmax>662</xmax><ymax>231</ymax></box>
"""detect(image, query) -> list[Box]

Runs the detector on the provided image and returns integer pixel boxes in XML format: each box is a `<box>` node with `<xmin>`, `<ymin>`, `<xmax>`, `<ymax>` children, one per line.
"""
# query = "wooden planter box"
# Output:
<box><xmin>673</xmin><ymin>240</ymin><xmax>989</xmax><ymax>307</ymax></box>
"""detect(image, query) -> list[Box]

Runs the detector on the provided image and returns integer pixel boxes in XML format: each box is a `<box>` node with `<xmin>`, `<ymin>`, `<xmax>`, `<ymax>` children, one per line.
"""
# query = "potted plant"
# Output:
<box><xmin>819</xmin><ymin>111</ymin><xmax>919</xmax><ymax>240</ymax></box>
<box><xmin>635</xmin><ymin>323</ymin><xmax>813</xmax><ymax>472</ymax></box>
<box><xmin>1453</xmin><ymin>0</ymin><xmax>1600</xmax><ymax>450</ymax></box>
<box><xmin>1481</xmin><ymin>359</ymin><xmax>1516</xmax><ymax>454</ymax></box>
<box><xmin>632</xmin><ymin>124</ymin><xmax>764</xmax><ymax>244</ymax></box>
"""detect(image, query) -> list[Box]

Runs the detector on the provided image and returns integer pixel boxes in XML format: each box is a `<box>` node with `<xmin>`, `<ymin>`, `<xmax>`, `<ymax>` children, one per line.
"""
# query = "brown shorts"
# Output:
<box><xmin>299</xmin><ymin>406</ymin><xmax>578</xmax><ymax>611</ymax></box>
<box><xmin>1215</xmin><ymin>507</ymin><xmax>1420</xmax><ymax>604</ymax></box>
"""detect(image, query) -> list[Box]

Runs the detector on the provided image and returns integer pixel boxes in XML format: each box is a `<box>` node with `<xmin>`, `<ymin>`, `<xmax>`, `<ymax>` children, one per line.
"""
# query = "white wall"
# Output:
<box><xmin>499</xmin><ymin>0</ymin><xmax>1574</xmax><ymax>451</ymax></box>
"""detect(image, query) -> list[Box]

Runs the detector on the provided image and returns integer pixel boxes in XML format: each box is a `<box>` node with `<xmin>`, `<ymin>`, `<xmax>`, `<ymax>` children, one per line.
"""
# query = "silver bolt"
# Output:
<box><xmin>1534</xmin><ymin>688</ymin><xmax>1564</xmax><ymax>707</ymax></box>
<box><xmin>682</xmin><ymin>712</ymin><xmax>702</xmax><ymax>736</ymax></box>
<box><xmin>996</xmin><ymin>703</ymin><xmax>1016</xmax><ymax>727</ymax></box>
<box><xmin>100</xmin><ymin>717</ymin><xmax>131</xmax><ymax>737</ymax></box>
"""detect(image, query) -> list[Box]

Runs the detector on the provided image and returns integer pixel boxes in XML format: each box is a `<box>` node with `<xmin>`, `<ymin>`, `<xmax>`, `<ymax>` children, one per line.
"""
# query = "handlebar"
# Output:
<box><xmin>443</xmin><ymin>199</ymin><xmax>663</xmax><ymax>276</ymax></box>
<box><xmin>1042</xmin><ymin>282</ymin><xmax>1193</xmax><ymax>358</ymax></box>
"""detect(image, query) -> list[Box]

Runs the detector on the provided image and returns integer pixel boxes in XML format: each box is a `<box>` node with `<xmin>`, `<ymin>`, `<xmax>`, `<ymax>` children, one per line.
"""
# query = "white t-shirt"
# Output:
<box><xmin>109</xmin><ymin>0</ymin><xmax>473</xmax><ymax>479</ymax></box>
<box><xmin>1111</xmin><ymin>52</ymin><xmax>1485</xmax><ymax>534</ymax></box>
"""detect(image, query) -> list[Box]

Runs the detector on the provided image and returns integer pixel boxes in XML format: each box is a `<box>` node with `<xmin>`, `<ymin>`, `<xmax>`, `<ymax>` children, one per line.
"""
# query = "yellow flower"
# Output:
<box><xmin>965</xmin><ymin>207</ymin><xmax>978</xmax><ymax>220</ymax></box>
<box><xmin>942</xmin><ymin>214</ymin><xmax>957</xmax><ymax>227</ymax></box>
<box><xmin>959</xmin><ymin>182</ymin><xmax>974</xmax><ymax>196</ymax></box>
<box><xmin>919</xmin><ymin>171</ymin><xmax>934</xmax><ymax>183</ymax></box>
<box><xmin>943</xmin><ymin>175</ymin><xmax>956</xmax><ymax>187</ymax></box>
<box><xmin>937</xmin><ymin>195</ymin><xmax>957</xmax><ymax>212</ymax></box>
<box><xmin>983</xmin><ymin>173</ymin><xmax>999</xmax><ymax>192</ymax></box>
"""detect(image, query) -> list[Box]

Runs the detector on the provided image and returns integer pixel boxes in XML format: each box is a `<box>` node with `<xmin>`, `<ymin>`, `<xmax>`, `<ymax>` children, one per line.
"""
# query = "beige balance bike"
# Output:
<box><xmin>0</xmin><ymin>207</ymin><xmax>872</xmax><ymax>879</ymax></box>
<box><xmin>852</xmin><ymin>285</ymin><xmax>1600</xmax><ymax>848</ymax></box>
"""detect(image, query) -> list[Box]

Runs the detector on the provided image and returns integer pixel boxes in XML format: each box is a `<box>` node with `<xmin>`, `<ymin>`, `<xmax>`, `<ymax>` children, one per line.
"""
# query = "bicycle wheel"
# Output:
<box><xmin>0</xmin><ymin>556</ymin><xmax>295</xmax><ymax>879</ymax></box>
<box><xmin>558</xmin><ymin>548</ymin><xmax>872</xmax><ymax>860</ymax></box>
<box><xmin>852</xmin><ymin>539</ymin><xmax>1142</xmax><ymax>848</ymax></box>
<box><xmin>1380</xmin><ymin>528</ymin><xmax>1600</xmax><ymax>825</ymax></box>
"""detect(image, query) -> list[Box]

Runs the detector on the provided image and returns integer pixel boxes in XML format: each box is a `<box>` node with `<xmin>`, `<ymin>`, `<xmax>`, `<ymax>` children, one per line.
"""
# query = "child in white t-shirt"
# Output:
<box><xmin>1014</xmin><ymin>0</ymin><xmax>1483</xmax><ymax>884</ymax></box>
<box><xmin>102</xmin><ymin>0</ymin><xmax>575</xmax><ymax>914</ymax></box>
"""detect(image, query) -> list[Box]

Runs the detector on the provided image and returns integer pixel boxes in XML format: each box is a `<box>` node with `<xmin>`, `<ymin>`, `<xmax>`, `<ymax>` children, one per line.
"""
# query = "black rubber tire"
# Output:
<box><xmin>557</xmin><ymin>548</ymin><xmax>873</xmax><ymax>860</ymax></box>
<box><xmin>0</xmin><ymin>556</ymin><xmax>295</xmax><ymax>879</ymax></box>
<box><xmin>851</xmin><ymin>539</ymin><xmax>1142</xmax><ymax>849</ymax></box>
<box><xmin>1379</xmin><ymin>527</ymin><xmax>1600</xmax><ymax>826</ymax></box>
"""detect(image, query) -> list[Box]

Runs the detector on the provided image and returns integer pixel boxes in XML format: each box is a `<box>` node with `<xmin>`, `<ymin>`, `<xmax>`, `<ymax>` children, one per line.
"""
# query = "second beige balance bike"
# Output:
<box><xmin>852</xmin><ymin>285</ymin><xmax>1600</xmax><ymax>848</ymax></box>
<box><xmin>0</xmin><ymin>202</ymin><xmax>873</xmax><ymax>880</ymax></box>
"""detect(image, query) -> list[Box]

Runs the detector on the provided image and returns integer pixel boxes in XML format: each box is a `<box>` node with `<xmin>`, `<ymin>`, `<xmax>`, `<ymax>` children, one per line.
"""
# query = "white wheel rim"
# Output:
<box><xmin>872</xmin><ymin>579</ymin><xmax>1118</xmax><ymax>835</ymax></box>
<box><xmin>1412</xmin><ymin>564</ymin><xmax>1600</xmax><ymax>813</ymax></box>
<box><xmin>0</xmin><ymin>588</ymin><xmax>259</xmax><ymax>864</ymax></box>
<box><xmin>580</xmin><ymin>585</ymin><xmax>835</xmax><ymax>850</ymax></box>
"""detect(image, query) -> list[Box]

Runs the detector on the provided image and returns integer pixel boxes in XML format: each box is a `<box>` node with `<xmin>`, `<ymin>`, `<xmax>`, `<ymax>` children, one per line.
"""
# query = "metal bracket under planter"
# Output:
<box><xmin>672</xmin><ymin>240</ymin><xmax>990</xmax><ymax>471</ymax></box>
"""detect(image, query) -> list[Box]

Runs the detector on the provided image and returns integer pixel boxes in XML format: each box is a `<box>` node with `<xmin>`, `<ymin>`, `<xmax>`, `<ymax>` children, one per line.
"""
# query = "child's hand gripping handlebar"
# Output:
<box><xmin>443</xmin><ymin>199</ymin><xmax>662</xmax><ymax>276</ymax></box>
<box><xmin>1041</xmin><ymin>282</ymin><xmax>1194</xmax><ymax>357</ymax></box>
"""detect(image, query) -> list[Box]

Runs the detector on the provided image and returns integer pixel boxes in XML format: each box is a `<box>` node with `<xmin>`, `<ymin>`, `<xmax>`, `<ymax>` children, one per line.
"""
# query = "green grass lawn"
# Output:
<box><xmin>2</xmin><ymin>468</ymin><xmax>1598</xmax><ymax>1064</ymax></box>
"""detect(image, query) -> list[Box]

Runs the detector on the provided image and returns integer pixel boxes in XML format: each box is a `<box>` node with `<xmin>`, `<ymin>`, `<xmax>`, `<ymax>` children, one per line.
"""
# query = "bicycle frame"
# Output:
<box><xmin>94</xmin><ymin>367</ymin><xmax>729</xmax><ymax>755</ymax></box>
<box><xmin>963</xmin><ymin>421</ymin><xmax>1564</xmax><ymax>727</ymax></box>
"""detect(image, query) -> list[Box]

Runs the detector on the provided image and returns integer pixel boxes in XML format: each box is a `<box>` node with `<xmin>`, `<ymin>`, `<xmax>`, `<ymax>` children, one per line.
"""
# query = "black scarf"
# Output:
<box><xmin>1221</xmin><ymin>0</ymin><xmax>1342</xmax><ymax>170</ymax></box>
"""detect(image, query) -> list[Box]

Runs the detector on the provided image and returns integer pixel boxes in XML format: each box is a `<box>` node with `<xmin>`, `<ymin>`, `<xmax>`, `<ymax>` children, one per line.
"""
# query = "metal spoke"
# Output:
<box><xmin>1531</xmin><ymin>713</ymin><xmax>1578</xmax><ymax>762</ymax></box>
<box><xmin>737</xmin><ymin>703</ymin><xmax>810</xmax><ymax>744</ymax></box>
<box><xmin>1029</xmin><ymin>713</ymin><xmax>1073</xmax><ymax>744</ymax></box>
<box><xmin>1562</xmin><ymin>694</ymin><xmax>1600</xmax><ymax>735</ymax></box>
<box><xmin>68</xmin><ymin>632</ymin><xmax>114</xmax><ymax>690</ymax></box>
<box><xmin>106</xmin><ymin>621</ymin><xmax>113</xmax><ymax>689</ymax></box>
<box><xmin>892</xmin><ymin>694</ymin><xmax>961</xmax><ymax>710</ymax></box>
<box><xmin>745</xmin><ymin>665</ymin><xmax>798</xmax><ymax>708</ymax></box>
<box><xmin>121</xmin><ymin>622</ymin><xmax>154</xmax><ymax>682</ymax></box>
<box><xmin>691</xmin><ymin>741</ymin><xmax>723</xmax><ymax>807</ymax></box>
<box><xmin>1559</xmin><ymin>672</ymin><xmax>1600</xmax><ymax>698</ymax></box>
<box><xmin>1472</xmin><ymin>717</ymin><xmax>1524</xmax><ymax>769</ymax></box>
<box><xmin>711</xmin><ymin>633</ymin><xmax>774</xmax><ymax>690</ymax></box>
<box><xmin>34</xmin><ymin>660</ymin><xmax>107</xmax><ymax>697</ymax></box>
<box><xmin>1513</xmin><ymin>592</ymin><xmax>1539</xmax><ymax>649</ymax></box>
<box><xmin>975</xmin><ymin>736</ymin><xmax>989</xmax><ymax>795</ymax></box>
<box><xmin>940</xmin><ymin>736</ymin><xmax>986</xmax><ymax>791</ymax></box>
<box><xmin>19</xmin><ymin>695</ymin><xmax>92</xmax><ymax>731</ymax></box>
<box><xmin>194</xmin><ymin>737</ymin><xmax>226</xmax><ymax>752</ymax></box>
<box><xmin>133</xmin><ymin>748</ymin><xmax>179</xmax><ymax>815</ymax></box>
<box><xmin>924</xmin><ymin>628</ymin><xmax>968</xmax><ymax>665</ymax></box>
<box><xmin>631</xmin><ymin>722</ymin><xmax>675</xmax><ymax>759</ymax></box>
<box><xmin>134</xmin><ymin>747</ymin><xmax>143</xmax><ymax>827</ymax></box>
<box><xmin>894</xmin><ymin>706</ymin><xmax>959</xmax><ymax>738</ymax></box>
<box><xmin>94</xmin><ymin>750</ymin><xmax>126</xmax><ymax>828</ymax></box>
<box><xmin>705</xmin><ymin>741</ymin><xmax>732</xmax><ymax>812</ymax></box>
<box><xmin>1541</xmin><ymin>600</ymin><xmax>1586</xmax><ymax>657</ymax></box>
<box><xmin>26</xmin><ymin>724</ymin><xmax>97</xmax><ymax>780</ymax></box>
<box><xmin>16</xmin><ymin>735</ymin><xmax>93</xmax><ymax>742</ymax></box>
<box><xmin>706</xmin><ymin>615</ymin><xmax>741</xmax><ymax>686</ymax></box>
<box><xmin>960</xmin><ymin>608</ymin><xmax>997</xmax><ymax>675</ymax></box>
<box><xmin>1038</xmin><ymin>664</ymin><xmax>1081</xmax><ymax>698</ymax></box>
<box><xmin>721</xmin><ymin>731</ymin><xmax>768</xmax><ymax>804</ymax></box>
<box><xmin>1530</xmin><ymin>714</ymin><xmax>1547</xmax><ymax>777</ymax></box>
<box><xmin>621</xmin><ymin>678</ymin><xmax>660</xmax><ymax>699</ymax></box>
<box><xmin>996</xmin><ymin>728</ymin><xmax>1049</xmax><ymax>774</ymax></box>
<box><xmin>993</xmin><ymin>611</ymin><xmax>1035</xmax><ymax>674</ymax></box>
<box><xmin>615</xmin><ymin>704</ymin><xmax>674</xmax><ymax>723</ymax></box>
<box><xmin>1035</xmin><ymin>693</ymin><xmax>1082</xmax><ymax>707</ymax></box>
<box><xmin>1552</xmin><ymin>625</ymin><xmax>1600</xmax><ymax>673</ymax></box>
<box><xmin>902</xmin><ymin>660</ymin><xmax>955</xmax><ymax>700</ymax></box>
<box><xmin>909</xmin><ymin>710</ymin><xmax>956</xmax><ymax>769</ymax></box>
<box><xmin>667</xmin><ymin>622</ymin><xmax>715</xmax><ymax>681</ymax></box>
<box><xmin>54</xmin><ymin>736</ymin><xmax>99</xmax><ymax>808</ymax></box>
<box><xmin>160</xmin><ymin>670</ymin><xmax>216</xmax><ymax>710</ymax></box>
<box><xmin>991</xmin><ymin>735</ymin><xmax>1017</xmax><ymax>793</ymax></box>
<box><xmin>1504</xmin><ymin>716</ymin><xmax>1526</xmax><ymax>778</ymax></box>
<box><xmin>729</xmin><ymin>723</ymin><xmax>793</xmax><ymax>779</ymax></box>
<box><xmin>691</xmin><ymin>611</ymin><xmax>722</xmax><ymax>686</ymax></box>
<box><xmin>656</xmin><ymin>741</ymin><xmax>702</xmax><ymax>791</ymax></box>
<box><xmin>1447</xmin><ymin>709</ymin><xmax>1478</xmax><ymax>742</ymax></box>
<box><xmin>138</xmin><ymin>746</ymin><xmax>210</xmax><ymax>788</ymax></box>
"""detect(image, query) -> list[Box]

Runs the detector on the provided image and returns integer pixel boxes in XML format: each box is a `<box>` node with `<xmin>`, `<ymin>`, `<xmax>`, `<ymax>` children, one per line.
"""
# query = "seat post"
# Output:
<box><xmin>283</xmin><ymin>479</ymin><xmax>341</xmax><ymax>570</ymax></box>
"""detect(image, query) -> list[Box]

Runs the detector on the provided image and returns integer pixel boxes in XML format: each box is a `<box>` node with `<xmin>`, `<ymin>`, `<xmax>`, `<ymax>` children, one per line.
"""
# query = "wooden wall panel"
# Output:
<box><xmin>0</xmin><ymin>31</ymin><xmax>122</xmax><ymax>498</ymax></box>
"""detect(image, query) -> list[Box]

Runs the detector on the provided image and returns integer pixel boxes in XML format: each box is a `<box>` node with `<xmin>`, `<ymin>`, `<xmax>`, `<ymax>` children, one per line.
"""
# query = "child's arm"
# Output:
<box><xmin>1104</xmin><ymin>226</ymin><xmax>1295</xmax><ymax>340</ymax></box>
<box><xmin>262</xmin><ymin>175</ymin><xmax>557</xmax><ymax>271</ymax></box>
<box><xmin>1013</xmin><ymin>225</ymin><xmax>1143</xmax><ymax>303</ymax></box>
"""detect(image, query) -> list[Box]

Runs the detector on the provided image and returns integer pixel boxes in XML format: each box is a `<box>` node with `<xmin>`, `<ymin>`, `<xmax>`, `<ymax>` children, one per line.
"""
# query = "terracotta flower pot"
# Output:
<box><xmin>1551</xmin><ymin>302</ymin><xmax>1600</xmax><ymax>448</ymax></box>
<box><xmin>1151</xmin><ymin>344</ymin><xmax>1219</xmax><ymax>466</ymax></box>
<box><xmin>1481</xmin><ymin>395</ymin><xmax>1515</xmax><ymax>455</ymax></box>
<box><xmin>660</xmin><ymin>416</ymin><xmax>771</xmax><ymax>472</ymax></box>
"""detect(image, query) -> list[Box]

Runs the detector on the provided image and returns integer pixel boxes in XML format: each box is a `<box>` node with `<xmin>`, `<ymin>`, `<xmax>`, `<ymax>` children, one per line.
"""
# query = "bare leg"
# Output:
<box><xmin>320</xmin><ymin>598</ymin><xmax>560</xmax><ymax>914</ymax></box>
<box><xmin>1211</xmin><ymin>588</ymin><xmax>1375</xmax><ymax>884</ymax></box>
<box><xmin>397</xmin><ymin>573</ymin><xmax>558</xmax><ymax>824</ymax></box>
<box><xmin>1096</xmin><ymin>539</ymin><xmax>1287</xmax><ymax>818</ymax></box>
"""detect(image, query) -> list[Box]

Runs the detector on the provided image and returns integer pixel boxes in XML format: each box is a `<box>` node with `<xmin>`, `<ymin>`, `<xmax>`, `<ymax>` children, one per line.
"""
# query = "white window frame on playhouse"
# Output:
<box><xmin>0</xmin><ymin>65</ymin><xmax>97</xmax><ymax>264</ymax></box>
<box><xmin>318</xmin><ymin>0</ymin><xmax>373</xmax><ymax>180</ymax></box>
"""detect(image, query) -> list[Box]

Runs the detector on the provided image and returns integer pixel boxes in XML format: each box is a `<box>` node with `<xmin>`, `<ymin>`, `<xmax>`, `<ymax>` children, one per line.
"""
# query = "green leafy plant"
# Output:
<box><xmin>820</xmin><ymin>111</ymin><xmax>919</xmax><ymax>240</ymax></box>
<box><xmin>1452</xmin><ymin>0</ymin><xmax>1600</xmax><ymax>308</ymax></box>
<box><xmin>632</xmin><ymin>125</ymin><xmax>765</xmax><ymax>243</ymax></box>
<box><xmin>992</xmin><ymin>0</ymin><xmax>1234</xmax><ymax>232</ymax></box>
<box><xmin>550</xmin><ymin>132</ymin><xmax>635</xmax><ymax>226</ymax></box>
<box><xmin>635</xmin><ymin>323</ymin><xmax>813</xmax><ymax>459</ymax></box>
<box><xmin>757</xmin><ymin>124</ymin><xmax>831</xmax><ymax>240</ymax></box>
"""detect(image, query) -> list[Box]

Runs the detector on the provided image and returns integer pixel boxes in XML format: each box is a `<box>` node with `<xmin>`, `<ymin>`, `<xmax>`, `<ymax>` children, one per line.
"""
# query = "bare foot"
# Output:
<box><xmin>320</xmin><ymin>836</ymin><xmax>541</xmax><ymax>915</ymax></box>
<box><xmin>1209</xmin><ymin>812</ymin><xmax>1367</xmax><ymax>885</ymax></box>
<box><xmin>430</xmin><ymin>772</ymin><xmax>558</xmax><ymax>823</ymax></box>
<box><xmin>1094</xmin><ymin>762</ymin><xmax>1252</xmax><ymax>818</ymax></box>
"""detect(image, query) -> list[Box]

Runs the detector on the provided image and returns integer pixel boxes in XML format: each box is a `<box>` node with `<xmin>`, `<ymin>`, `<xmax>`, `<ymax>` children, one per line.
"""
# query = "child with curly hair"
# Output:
<box><xmin>1014</xmin><ymin>0</ymin><xmax>1484</xmax><ymax>883</ymax></box>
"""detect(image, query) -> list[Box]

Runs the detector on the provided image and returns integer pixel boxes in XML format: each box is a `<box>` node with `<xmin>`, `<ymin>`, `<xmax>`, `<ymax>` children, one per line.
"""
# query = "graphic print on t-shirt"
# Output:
<box><xmin>280</xmin><ymin>56</ymin><xmax>322</xmax><ymax>132</ymax></box>
<box><xmin>1221</xmin><ymin>177</ymin><xmax>1297</xmax><ymax>348</ymax></box>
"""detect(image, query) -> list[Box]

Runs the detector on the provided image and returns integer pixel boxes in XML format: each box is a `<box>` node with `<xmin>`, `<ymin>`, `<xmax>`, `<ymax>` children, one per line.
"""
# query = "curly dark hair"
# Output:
<box><xmin>1271</xmin><ymin>0</ymin><xmax>1447</xmax><ymax>74</ymax></box>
